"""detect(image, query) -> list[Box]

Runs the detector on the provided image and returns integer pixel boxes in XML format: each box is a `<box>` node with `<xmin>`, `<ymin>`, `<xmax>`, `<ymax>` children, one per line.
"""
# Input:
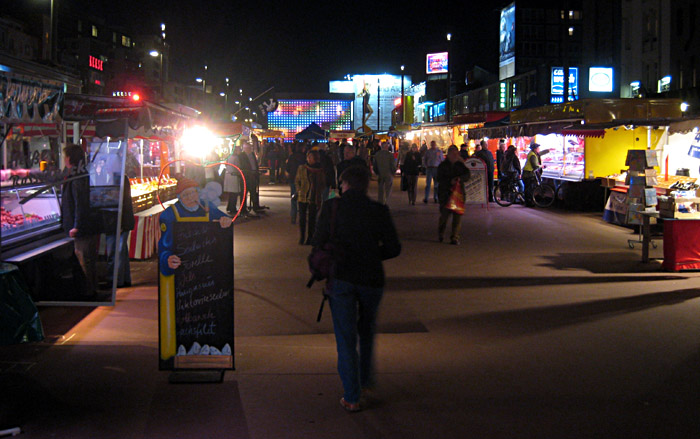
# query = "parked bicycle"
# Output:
<box><xmin>494</xmin><ymin>171</ymin><xmax>555</xmax><ymax>208</ymax></box>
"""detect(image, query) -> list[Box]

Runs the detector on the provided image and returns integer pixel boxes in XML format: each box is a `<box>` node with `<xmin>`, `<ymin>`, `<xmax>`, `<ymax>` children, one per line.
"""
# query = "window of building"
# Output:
<box><xmin>113</xmin><ymin>32</ymin><xmax>117</xmax><ymax>44</ymax></box>
<box><xmin>91</xmin><ymin>25</ymin><xmax>98</xmax><ymax>38</ymax></box>
<box><xmin>77</xmin><ymin>20</ymin><xmax>82</xmax><ymax>33</ymax></box>
<box><xmin>121</xmin><ymin>35</ymin><xmax>131</xmax><ymax>47</ymax></box>
<box><xmin>568</xmin><ymin>26</ymin><xmax>574</xmax><ymax>36</ymax></box>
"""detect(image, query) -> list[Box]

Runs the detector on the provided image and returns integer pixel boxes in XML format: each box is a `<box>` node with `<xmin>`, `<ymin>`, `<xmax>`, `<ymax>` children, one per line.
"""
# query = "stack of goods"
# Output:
<box><xmin>625</xmin><ymin>150</ymin><xmax>659</xmax><ymax>225</ymax></box>
<box><xmin>657</xmin><ymin>180</ymin><xmax>700</xmax><ymax>218</ymax></box>
<box><xmin>130</xmin><ymin>176</ymin><xmax>178</xmax><ymax>213</ymax></box>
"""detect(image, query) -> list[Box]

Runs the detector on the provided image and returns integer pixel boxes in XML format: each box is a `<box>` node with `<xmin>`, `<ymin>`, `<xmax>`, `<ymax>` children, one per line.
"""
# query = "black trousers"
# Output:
<box><xmin>298</xmin><ymin>202</ymin><xmax>318</xmax><ymax>243</ymax></box>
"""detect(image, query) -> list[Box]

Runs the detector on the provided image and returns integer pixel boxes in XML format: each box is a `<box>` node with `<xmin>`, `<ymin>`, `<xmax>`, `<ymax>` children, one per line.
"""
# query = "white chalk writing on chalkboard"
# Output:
<box><xmin>177</xmin><ymin>288</ymin><xmax>231</xmax><ymax>311</ymax></box>
<box><xmin>176</xmin><ymin>236</ymin><xmax>218</xmax><ymax>256</ymax></box>
<box><xmin>177</xmin><ymin>321</ymin><xmax>217</xmax><ymax>337</ymax></box>
<box><xmin>181</xmin><ymin>253</ymin><xmax>214</xmax><ymax>269</ymax></box>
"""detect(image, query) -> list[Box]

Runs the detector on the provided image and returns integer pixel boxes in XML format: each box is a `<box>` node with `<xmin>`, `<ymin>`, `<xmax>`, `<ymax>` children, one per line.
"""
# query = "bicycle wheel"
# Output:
<box><xmin>494</xmin><ymin>185</ymin><xmax>513</xmax><ymax>207</ymax></box>
<box><xmin>533</xmin><ymin>183</ymin><xmax>555</xmax><ymax>207</ymax></box>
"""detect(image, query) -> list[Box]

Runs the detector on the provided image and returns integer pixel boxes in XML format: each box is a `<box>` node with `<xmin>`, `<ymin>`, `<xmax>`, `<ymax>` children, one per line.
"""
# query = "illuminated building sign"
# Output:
<box><xmin>267</xmin><ymin>100</ymin><xmax>352</xmax><ymax>142</ymax></box>
<box><xmin>658</xmin><ymin>75</ymin><xmax>671</xmax><ymax>93</ymax></box>
<box><xmin>89</xmin><ymin>56</ymin><xmax>103</xmax><ymax>71</ymax></box>
<box><xmin>589</xmin><ymin>67</ymin><xmax>613</xmax><ymax>92</ymax></box>
<box><xmin>426</xmin><ymin>53</ymin><xmax>448</xmax><ymax>74</ymax></box>
<box><xmin>551</xmin><ymin>67</ymin><xmax>578</xmax><ymax>103</ymax></box>
<box><xmin>499</xmin><ymin>3</ymin><xmax>515</xmax><ymax>80</ymax></box>
<box><xmin>500</xmin><ymin>82</ymin><xmax>507</xmax><ymax>109</ymax></box>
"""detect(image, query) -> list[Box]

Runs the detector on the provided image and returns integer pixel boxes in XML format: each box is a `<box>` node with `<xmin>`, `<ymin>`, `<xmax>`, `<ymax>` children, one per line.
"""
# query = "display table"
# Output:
<box><xmin>662</xmin><ymin>219</ymin><xmax>700</xmax><ymax>271</ymax></box>
<box><xmin>639</xmin><ymin>211</ymin><xmax>700</xmax><ymax>270</ymax></box>
<box><xmin>129</xmin><ymin>200</ymin><xmax>176</xmax><ymax>260</ymax></box>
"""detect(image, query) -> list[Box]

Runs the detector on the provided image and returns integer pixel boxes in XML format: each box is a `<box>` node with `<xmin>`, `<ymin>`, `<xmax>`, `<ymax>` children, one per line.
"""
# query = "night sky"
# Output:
<box><xmin>10</xmin><ymin>0</ymin><xmax>505</xmax><ymax>97</ymax></box>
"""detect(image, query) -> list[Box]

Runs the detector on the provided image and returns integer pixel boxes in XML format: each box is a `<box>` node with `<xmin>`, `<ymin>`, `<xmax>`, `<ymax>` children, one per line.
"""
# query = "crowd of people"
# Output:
<box><xmin>221</xmin><ymin>136</ymin><xmax>541</xmax><ymax>240</ymax></box>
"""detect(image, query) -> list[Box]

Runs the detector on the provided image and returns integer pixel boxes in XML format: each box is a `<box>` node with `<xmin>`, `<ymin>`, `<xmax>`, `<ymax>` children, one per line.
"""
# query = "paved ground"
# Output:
<box><xmin>2</xmin><ymin>177</ymin><xmax>700</xmax><ymax>439</ymax></box>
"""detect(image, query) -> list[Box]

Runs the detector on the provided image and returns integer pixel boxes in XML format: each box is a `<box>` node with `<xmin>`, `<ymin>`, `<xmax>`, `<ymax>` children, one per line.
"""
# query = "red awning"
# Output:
<box><xmin>12</xmin><ymin>123</ymin><xmax>59</xmax><ymax>137</ymax></box>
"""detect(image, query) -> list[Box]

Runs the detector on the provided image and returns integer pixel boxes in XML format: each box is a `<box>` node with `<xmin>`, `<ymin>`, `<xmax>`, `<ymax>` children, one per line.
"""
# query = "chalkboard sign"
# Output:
<box><xmin>159</xmin><ymin>221</ymin><xmax>234</xmax><ymax>370</ymax></box>
<box><xmin>464</xmin><ymin>158</ymin><xmax>488</xmax><ymax>205</ymax></box>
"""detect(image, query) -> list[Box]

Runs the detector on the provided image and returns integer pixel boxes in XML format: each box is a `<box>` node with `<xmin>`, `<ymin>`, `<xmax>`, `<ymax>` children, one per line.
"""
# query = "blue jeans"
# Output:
<box><xmin>328</xmin><ymin>278</ymin><xmax>383</xmax><ymax>404</ymax></box>
<box><xmin>424</xmin><ymin>167</ymin><xmax>438</xmax><ymax>201</ymax></box>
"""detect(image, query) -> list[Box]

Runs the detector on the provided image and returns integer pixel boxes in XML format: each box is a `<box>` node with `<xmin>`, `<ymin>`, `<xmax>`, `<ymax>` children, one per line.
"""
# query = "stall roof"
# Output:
<box><xmin>63</xmin><ymin>94</ymin><xmax>195</xmax><ymax>139</ymax></box>
<box><xmin>669</xmin><ymin>118</ymin><xmax>700</xmax><ymax>134</ymax></box>
<box><xmin>510</xmin><ymin>98</ymin><xmax>682</xmax><ymax>125</ymax></box>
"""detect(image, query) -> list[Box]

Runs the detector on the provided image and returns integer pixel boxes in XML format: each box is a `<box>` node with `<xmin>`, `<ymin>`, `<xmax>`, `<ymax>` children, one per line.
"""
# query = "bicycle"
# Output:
<box><xmin>494</xmin><ymin>171</ymin><xmax>555</xmax><ymax>208</ymax></box>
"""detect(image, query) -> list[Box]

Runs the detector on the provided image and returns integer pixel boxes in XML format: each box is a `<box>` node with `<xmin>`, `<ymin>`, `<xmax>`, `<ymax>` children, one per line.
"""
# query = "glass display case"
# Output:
<box><xmin>537</xmin><ymin>134</ymin><xmax>586</xmax><ymax>181</ymax></box>
<box><xmin>1</xmin><ymin>183</ymin><xmax>62</xmax><ymax>249</ymax></box>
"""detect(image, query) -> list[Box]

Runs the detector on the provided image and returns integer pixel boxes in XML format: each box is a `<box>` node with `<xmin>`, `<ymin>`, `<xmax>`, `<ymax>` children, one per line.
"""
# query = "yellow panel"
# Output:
<box><xmin>585</xmin><ymin>127</ymin><xmax>666</xmax><ymax>178</ymax></box>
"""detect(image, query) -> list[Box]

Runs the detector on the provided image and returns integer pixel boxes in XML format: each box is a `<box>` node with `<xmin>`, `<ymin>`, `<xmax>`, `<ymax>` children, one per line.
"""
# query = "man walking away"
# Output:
<box><xmin>312</xmin><ymin>165</ymin><xmax>401</xmax><ymax>412</ymax></box>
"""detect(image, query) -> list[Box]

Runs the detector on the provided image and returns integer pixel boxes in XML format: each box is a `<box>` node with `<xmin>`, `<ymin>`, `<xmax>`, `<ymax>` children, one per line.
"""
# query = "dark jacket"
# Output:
<box><xmin>475</xmin><ymin>148</ymin><xmax>495</xmax><ymax>177</ymax></box>
<box><xmin>496</xmin><ymin>149</ymin><xmax>505</xmax><ymax>179</ymax></box>
<box><xmin>285</xmin><ymin>151</ymin><xmax>306</xmax><ymax>181</ymax></box>
<box><xmin>504</xmin><ymin>148</ymin><xmax>521</xmax><ymax>177</ymax></box>
<box><xmin>312</xmin><ymin>191</ymin><xmax>401</xmax><ymax>288</ymax></box>
<box><xmin>401</xmin><ymin>151</ymin><xmax>422</xmax><ymax>176</ymax></box>
<box><xmin>437</xmin><ymin>159</ymin><xmax>470</xmax><ymax>207</ymax></box>
<box><xmin>121</xmin><ymin>177</ymin><xmax>135</xmax><ymax>231</ymax></box>
<box><xmin>61</xmin><ymin>170</ymin><xmax>98</xmax><ymax>236</ymax></box>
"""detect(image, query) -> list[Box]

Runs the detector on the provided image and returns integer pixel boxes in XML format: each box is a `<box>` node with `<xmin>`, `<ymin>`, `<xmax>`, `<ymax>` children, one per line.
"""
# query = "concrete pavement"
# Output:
<box><xmin>2</xmin><ymin>177</ymin><xmax>700</xmax><ymax>438</ymax></box>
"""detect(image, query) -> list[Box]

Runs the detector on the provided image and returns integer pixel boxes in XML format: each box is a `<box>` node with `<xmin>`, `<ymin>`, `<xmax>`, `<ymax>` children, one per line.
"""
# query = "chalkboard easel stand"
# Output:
<box><xmin>168</xmin><ymin>369</ymin><xmax>225</xmax><ymax>384</ymax></box>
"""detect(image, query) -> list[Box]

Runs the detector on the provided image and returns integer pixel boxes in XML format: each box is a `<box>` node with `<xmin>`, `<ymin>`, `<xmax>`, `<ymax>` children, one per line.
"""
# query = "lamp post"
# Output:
<box><xmin>149</xmin><ymin>50</ymin><xmax>163</xmax><ymax>95</ymax></box>
<box><xmin>400</xmin><ymin>65</ymin><xmax>405</xmax><ymax>125</ymax></box>
<box><xmin>49</xmin><ymin>0</ymin><xmax>55</xmax><ymax>63</ymax></box>
<box><xmin>446</xmin><ymin>33</ymin><xmax>452</xmax><ymax>123</ymax></box>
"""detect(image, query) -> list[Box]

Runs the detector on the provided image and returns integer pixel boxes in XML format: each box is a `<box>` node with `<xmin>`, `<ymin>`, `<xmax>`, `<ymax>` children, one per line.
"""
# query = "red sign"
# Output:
<box><xmin>89</xmin><ymin>56</ymin><xmax>103</xmax><ymax>71</ymax></box>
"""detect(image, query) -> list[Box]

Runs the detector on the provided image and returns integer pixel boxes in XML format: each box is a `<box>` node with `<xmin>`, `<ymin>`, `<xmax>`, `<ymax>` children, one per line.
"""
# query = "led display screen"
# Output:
<box><xmin>426</xmin><ymin>52</ymin><xmax>449</xmax><ymax>75</ymax></box>
<box><xmin>267</xmin><ymin>100</ymin><xmax>352</xmax><ymax>142</ymax></box>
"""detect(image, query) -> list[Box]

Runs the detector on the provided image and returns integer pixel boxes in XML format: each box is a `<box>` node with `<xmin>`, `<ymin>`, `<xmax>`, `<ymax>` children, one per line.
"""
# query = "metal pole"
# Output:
<box><xmin>377</xmin><ymin>77</ymin><xmax>381</xmax><ymax>131</ymax></box>
<box><xmin>401</xmin><ymin>66</ymin><xmax>405</xmax><ymax>125</ymax></box>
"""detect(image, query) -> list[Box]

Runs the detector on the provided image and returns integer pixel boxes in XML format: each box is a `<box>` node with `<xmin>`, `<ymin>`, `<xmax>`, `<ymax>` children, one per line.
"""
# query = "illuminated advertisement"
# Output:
<box><xmin>550</xmin><ymin>67</ymin><xmax>579</xmax><ymax>103</ymax></box>
<box><xmin>329</xmin><ymin>74</ymin><xmax>410</xmax><ymax>131</ymax></box>
<box><xmin>267</xmin><ymin>100</ymin><xmax>352</xmax><ymax>142</ymax></box>
<box><xmin>499</xmin><ymin>3</ymin><xmax>515</xmax><ymax>79</ymax></box>
<box><xmin>589</xmin><ymin>67</ymin><xmax>614</xmax><ymax>92</ymax></box>
<box><xmin>426</xmin><ymin>52</ymin><xmax>449</xmax><ymax>75</ymax></box>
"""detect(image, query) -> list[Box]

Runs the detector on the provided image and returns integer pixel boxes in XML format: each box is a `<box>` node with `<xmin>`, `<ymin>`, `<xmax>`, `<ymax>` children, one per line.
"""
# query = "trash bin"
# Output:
<box><xmin>0</xmin><ymin>263</ymin><xmax>44</xmax><ymax>345</ymax></box>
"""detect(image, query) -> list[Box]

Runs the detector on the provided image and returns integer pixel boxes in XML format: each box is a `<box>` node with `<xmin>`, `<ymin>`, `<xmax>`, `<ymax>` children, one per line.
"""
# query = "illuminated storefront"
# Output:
<box><xmin>267</xmin><ymin>99</ymin><xmax>353</xmax><ymax>142</ymax></box>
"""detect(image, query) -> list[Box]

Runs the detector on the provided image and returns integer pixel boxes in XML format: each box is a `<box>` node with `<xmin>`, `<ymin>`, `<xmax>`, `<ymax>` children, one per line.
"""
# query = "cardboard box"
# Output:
<box><xmin>646</xmin><ymin>150</ymin><xmax>659</xmax><ymax>167</ymax></box>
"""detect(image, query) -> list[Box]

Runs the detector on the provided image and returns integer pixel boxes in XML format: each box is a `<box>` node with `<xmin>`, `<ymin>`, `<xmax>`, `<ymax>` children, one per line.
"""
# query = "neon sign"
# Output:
<box><xmin>89</xmin><ymin>56</ymin><xmax>103</xmax><ymax>71</ymax></box>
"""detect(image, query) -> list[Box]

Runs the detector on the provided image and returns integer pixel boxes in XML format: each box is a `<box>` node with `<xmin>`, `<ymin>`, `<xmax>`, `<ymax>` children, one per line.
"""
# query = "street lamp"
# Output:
<box><xmin>149</xmin><ymin>50</ymin><xmax>163</xmax><ymax>93</ymax></box>
<box><xmin>400</xmin><ymin>65</ymin><xmax>405</xmax><ymax>125</ymax></box>
<box><xmin>49</xmin><ymin>0</ymin><xmax>56</xmax><ymax>63</ymax></box>
<box><xmin>446</xmin><ymin>33</ymin><xmax>452</xmax><ymax>123</ymax></box>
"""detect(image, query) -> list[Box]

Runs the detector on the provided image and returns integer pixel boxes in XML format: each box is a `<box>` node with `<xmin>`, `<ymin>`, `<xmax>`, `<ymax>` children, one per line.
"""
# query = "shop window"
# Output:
<box><xmin>91</xmin><ymin>25</ymin><xmax>98</xmax><ymax>38</ymax></box>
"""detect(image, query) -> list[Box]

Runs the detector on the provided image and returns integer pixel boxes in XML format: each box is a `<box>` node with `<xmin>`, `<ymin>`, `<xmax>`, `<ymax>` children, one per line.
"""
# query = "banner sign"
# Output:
<box><xmin>689</xmin><ymin>132</ymin><xmax>700</xmax><ymax>159</ymax></box>
<box><xmin>464</xmin><ymin>158</ymin><xmax>489</xmax><ymax>205</ymax></box>
<box><xmin>0</xmin><ymin>72</ymin><xmax>63</xmax><ymax>124</ymax></box>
